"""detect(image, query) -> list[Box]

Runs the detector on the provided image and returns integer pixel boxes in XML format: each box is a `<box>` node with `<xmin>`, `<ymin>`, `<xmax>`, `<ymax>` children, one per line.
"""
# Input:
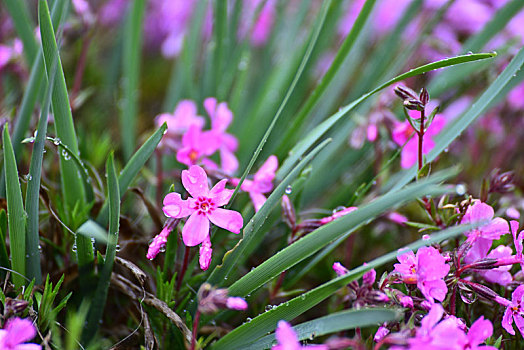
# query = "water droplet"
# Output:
<box><xmin>467</xmin><ymin>51</ymin><xmax>473</xmax><ymax>55</ymax></box>
<box><xmin>162</xmin><ymin>128</ymin><xmax>168</xmax><ymax>135</ymax></box>
<box><xmin>285</xmin><ymin>186</ymin><xmax>292</xmax><ymax>194</ymax></box>
<box><xmin>72</xmin><ymin>244</ymin><xmax>77</xmax><ymax>253</ymax></box>
<box><xmin>444</xmin><ymin>148</ymin><xmax>449</xmax><ymax>153</ymax></box>
<box><xmin>459</xmin><ymin>289</ymin><xmax>477</xmax><ymax>304</ymax></box>
<box><xmin>38</xmin><ymin>245</ymin><xmax>42</xmax><ymax>251</ymax></box>
<box><xmin>53</xmin><ymin>138</ymin><xmax>61</xmax><ymax>145</ymax></box>
<box><xmin>24</xmin><ymin>174</ymin><xmax>32</xmax><ymax>181</ymax></box>
<box><xmin>115</xmin><ymin>244</ymin><xmax>121</xmax><ymax>252</ymax></box>
<box><xmin>62</xmin><ymin>149</ymin><xmax>71</xmax><ymax>160</ymax></box>
<box><xmin>332</xmin><ymin>206</ymin><xmax>346</xmax><ymax>214</ymax></box>
<box><xmin>159</xmin><ymin>246</ymin><xmax>166</xmax><ymax>253</ymax></box>
<box><xmin>455</xmin><ymin>184</ymin><xmax>466</xmax><ymax>196</ymax></box>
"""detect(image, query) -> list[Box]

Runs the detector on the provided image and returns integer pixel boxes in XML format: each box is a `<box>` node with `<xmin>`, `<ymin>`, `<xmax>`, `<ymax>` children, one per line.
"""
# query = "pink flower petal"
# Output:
<box><xmin>254</xmin><ymin>155</ymin><xmax>278</xmax><ymax>184</ymax></box>
<box><xmin>163</xmin><ymin>192</ymin><xmax>194</xmax><ymax>218</ymax></box>
<box><xmin>207</xmin><ymin>208</ymin><xmax>243</xmax><ymax>234</ymax></box>
<box><xmin>226</xmin><ymin>297</ymin><xmax>248</xmax><ymax>310</ymax></box>
<box><xmin>275</xmin><ymin>321</ymin><xmax>300</xmax><ymax>349</ymax></box>
<box><xmin>467</xmin><ymin>316</ymin><xmax>493</xmax><ymax>346</ymax></box>
<box><xmin>249</xmin><ymin>192</ymin><xmax>267</xmax><ymax>212</ymax></box>
<box><xmin>502</xmin><ymin>308</ymin><xmax>515</xmax><ymax>335</ymax></box>
<box><xmin>481</xmin><ymin>217</ymin><xmax>509</xmax><ymax>240</ymax></box>
<box><xmin>4</xmin><ymin>318</ymin><xmax>37</xmax><ymax>346</ymax></box>
<box><xmin>209</xmin><ymin>179</ymin><xmax>234</xmax><ymax>207</ymax></box>
<box><xmin>469</xmin><ymin>202</ymin><xmax>494</xmax><ymax>223</ymax></box>
<box><xmin>203</xmin><ymin>97</ymin><xmax>218</xmax><ymax>119</ymax></box>
<box><xmin>182</xmin><ymin>212</ymin><xmax>210</xmax><ymax>247</ymax></box>
<box><xmin>220</xmin><ymin>147</ymin><xmax>239</xmax><ymax>175</ymax></box>
<box><xmin>199</xmin><ymin>238</ymin><xmax>212</xmax><ymax>270</ymax></box>
<box><xmin>182</xmin><ymin>165</ymin><xmax>209</xmax><ymax>198</ymax></box>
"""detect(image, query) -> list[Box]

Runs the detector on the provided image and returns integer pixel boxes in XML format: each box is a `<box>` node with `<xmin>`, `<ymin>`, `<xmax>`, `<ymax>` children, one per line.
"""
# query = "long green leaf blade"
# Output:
<box><xmin>212</xmin><ymin>224</ymin><xmax>472</xmax><ymax>349</ymax></box>
<box><xmin>121</xmin><ymin>0</ymin><xmax>146</xmax><ymax>160</ymax></box>
<box><xmin>39</xmin><ymin>0</ymin><xmax>91</xmax><ymax>266</ymax></box>
<box><xmin>242</xmin><ymin>308</ymin><xmax>403</xmax><ymax>350</ymax></box>
<box><xmin>3</xmin><ymin>0</ymin><xmax>38</xmax><ymax>64</ymax></box>
<box><xmin>276</xmin><ymin>52</ymin><xmax>495</xmax><ymax>181</ymax></box>
<box><xmin>207</xmin><ymin>138</ymin><xmax>332</xmax><ymax>286</ymax></box>
<box><xmin>3</xmin><ymin>125</ymin><xmax>27</xmax><ymax>288</ymax></box>
<box><xmin>82</xmin><ymin>153</ymin><xmax>120</xmax><ymax>344</ymax></box>
<box><xmin>227</xmin><ymin>171</ymin><xmax>455</xmax><ymax>298</ymax></box>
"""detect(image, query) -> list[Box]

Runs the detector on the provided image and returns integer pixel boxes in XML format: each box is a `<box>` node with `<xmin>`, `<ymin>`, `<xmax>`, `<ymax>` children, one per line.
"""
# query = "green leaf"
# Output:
<box><xmin>82</xmin><ymin>153</ymin><xmax>120</xmax><ymax>344</ymax></box>
<box><xmin>231</xmin><ymin>0</ymin><xmax>332</xmax><ymax>207</ymax></box>
<box><xmin>0</xmin><ymin>210</ymin><xmax>11</xmax><ymax>277</ymax></box>
<box><xmin>24</xmin><ymin>48</ymin><xmax>58</xmax><ymax>285</ymax></box>
<box><xmin>77</xmin><ymin>220</ymin><xmax>109</xmax><ymax>244</ymax></box>
<box><xmin>3</xmin><ymin>124</ymin><xmax>27</xmax><ymax>288</ymax></box>
<box><xmin>276</xmin><ymin>52</ymin><xmax>496</xmax><ymax>181</ymax></box>
<box><xmin>227</xmin><ymin>170</ymin><xmax>455</xmax><ymax>299</ymax></box>
<box><xmin>211</xmin><ymin>224</ymin><xmax>473</xmax><ymax>349</ymax></box>
<box><xmin>277</xmin><ymin>0</ymin><xmax>377</xmax><ymax>151</ymax></box>
<box><xmin>3</xmin><ymin>0</ymin><xmax>38</xmax><ymax>65</ymax></box>
<box><xmin>242</xmin><ymin>308</ymin><xmax>403</xmax><ymax>350</ymax></box>
<box><xmin>206</xmin><ymin>138</ymin><xmax>332</xmax><ymax>287</ymax></box>
<box><xmin>96</xmin><ymin>123</ymin><xmax>167</xmax><ymax>226</ymax></box>
<box><xmin>388</xmin><ymin>45</ymin><xmax>524</xmax><ymax>193</ymax></box>
<box><xmin>120</xmin><ymin>0</ymin><xmax>146</xmax><ymax>160</ymax></box>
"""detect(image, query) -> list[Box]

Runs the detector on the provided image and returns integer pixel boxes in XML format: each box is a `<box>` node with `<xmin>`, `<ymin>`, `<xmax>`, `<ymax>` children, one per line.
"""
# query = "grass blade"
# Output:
<box><xmin>207</xmin><ymin>138</ymin><xmax>332</xmax><ymax>287</ymax></box>
<box><xmin>120</xmin><ymin>0</ymin><xmax>146</xmax><ymax>160</ymax></box>
<box><xmin>212</xmin><ymin>224</ymin><xmax>473</xmax><ymax>349</ymax></box>
<box><xmin>242</xmin><ymin>308</ymin><xmax>403</xmax><ymax>350</ymax></box>
<box><xmin>82</xmin><ymin>153</ymin><xmax>120</xmax><ymax>344</ymax></box>
<box><xmin>2</xmin><ymin>125</ymin><xmax>27</xmax><ymax>288</ymax></box>
<box><xmin>3</xmin><ymin>0</ymin><xmax>38</xmax><ymax>64</ymax></box>
<box><xmin>0</xmin><ymin>210</ymin><xmax>11</xmax><ymax>278</ymax></box>
<box><xmin>277</xmin><ymin>0</ymin><xmax>377</xmax><ymax>153</ymax></box>
<box><xmin>276</xmin><ymin>52</ymin><xmax>495</xmax><ymax>181</ymax></box>
<box><xmin>388</xmin><ymin>45</ymin><xmax>524</xmax><ymax>192</ymax></box>
<box><xmin>96</xmin><ymin>123</ymin><xmax>167</xmax><ymax>226</ymax></box>
<box><xmin>231</xmin><ymin>0</ymin><xmax>332</xmax><ymax>207</ymax></box>
<box><xmin>39</xmin><ymin>0</ymin><xmax>92</xmax><ymax>267</ymax></box>
<box><xmin>24</xmin><ymin>53</ymin><xmax>58</xmax><ymax>285</ymax></box>
<box><xmin>227</xmin><ymin>170</ymin><xmax>455</xmax><ymax>298</ymax></box>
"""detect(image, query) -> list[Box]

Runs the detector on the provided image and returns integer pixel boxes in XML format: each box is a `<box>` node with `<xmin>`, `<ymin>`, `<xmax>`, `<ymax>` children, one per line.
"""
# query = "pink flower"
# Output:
<box><xmin>374</xmin><ymin>325</ymin><xmax>390</xmax><ymax>342</ymax></box>
<box><xmin>387</xmin><ymin>212</ymin><xmax>408</xmax><ymax>225</ymax></box>
<box><xmin>332</xmin><ymin>262</ymin><xmax>349</xmax><ymax>277</ymax></box>
<box><xmin>156</xmin><ymin>100</ymin><xmax>205</xmax><ymax>137</ymax></box>
<box><xmin>226</xmin><ymin>297</ymin><xmax>248</xmax><ymax>310</ymax></box>
<box><xmin>251</xmin><ymin>0</ymin><xmax>276</xmax><ymax>46</ymax></box>
<box><xmin>176</xmin><ymin>125</ymin><xmax>219</xmax><ymax>167</ymax></box>
<box><xmin>460</xmin><ymin>202</ymin><xmax>509</xmax><ymax>242</ymax></box>
<box><xmin>163</xmin><ymin>165</ymin><xmax>243</xmax><ymax>247</ymax></box>
<box><xmin>204</xmin><ymin>98</ymin><xmax>239</xmax><ymax>175</ymax></box>
<box><xmin>394</xmin><ymin>247</ymin><xmax>450</xmax><ymax>303</ymax></box>
<box><xmin>0</xmin><ymin>318</ymin><xmax>41</xmax><ymax>350</ymax></box>
<box><xmin>502</xmin><ymin>285</ymin><xmax>524</xmax><ymax>336</ymax></box>
<box><xmin>272</xmin><ymin>320</ymin><xmax>328</xmax><ymax>350</ymax></box>
<box><xmin>464</xmin><ymin>238</ymin><xmax>513</xmax><ymax>286</ymax></box>
<box><xmin>231</xmin><ymin>155</ymin><xmax>278</xmax><ymax>212</ymax></box>
<box><xmin>400</xmin><ymin>296</ymin><xmax>414</xmax><ymax>308</ymax></box>
<box><xmin>319</xmin><ymin>207</ymin><xmax>358</xmax><ymax>225</ymax></box>
<box><xmin>199</xmin><ymin>237</ymin><xmax>213</xmax><ymax>271</ymax></box>
<box><xmin>392</xmin><ymin>114</ymin><xmax>446</xmax><ymax>169</ymax></box>
<box><xmin>511</xmin><ymin>220</ymin><xmax>524</xmax><ymax>270</ymax></box>
<box><xmin>147</xmin><ymin>225</ymin><xmax>171</xmax><ymax>260</ymax></box>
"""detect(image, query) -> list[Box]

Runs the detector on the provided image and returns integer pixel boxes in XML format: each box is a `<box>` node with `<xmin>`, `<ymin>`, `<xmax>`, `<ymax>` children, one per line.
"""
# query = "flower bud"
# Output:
<box><xmin>281</xmin><ymin>195</ymin><xmax>296</xmax><ymax>229</ymax></box>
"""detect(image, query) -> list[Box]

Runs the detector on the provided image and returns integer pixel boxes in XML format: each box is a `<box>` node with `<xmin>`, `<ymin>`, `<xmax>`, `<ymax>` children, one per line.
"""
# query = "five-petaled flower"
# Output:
<box><xmin>162</xmin><ymin>166</ymin><xmax>243</xmax><ymax>268</ymax></box>
<box><xmin>501</xmin><ymin>285</ymin><xmax>524</xmax><ymax>336</ymax></box>
<box><xmin>0</xmin><ymin>317</ymin><xmax>41</xmax><ymax>350</ymax></box>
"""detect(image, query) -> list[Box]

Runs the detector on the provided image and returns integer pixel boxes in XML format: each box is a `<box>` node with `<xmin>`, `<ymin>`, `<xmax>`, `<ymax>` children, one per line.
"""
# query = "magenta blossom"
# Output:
<box><xmin>231</xmin><ymin>155</ymin><xmax>278</xmax><ymax>212</ymax></box>
<box><xmin>464</xmin><ymin>239</ymin><xmax>513</xmax><ymax>286</ymax></box>
<box><xmin>406</xmin><ymin>304</ymin><xmax>495</xmax><ymax>349</ymax></box>
<box><xmin>320</xmin><ymin>206</ymin><xmax>358</xmax><ymax>225</ymax></box>
<box><xmin>226</xmin><ymin>297</ymin><xmax>248</xmax><ymax>310</ymax></box>
<box><xmin>163</xmin><ymin>165</ymin><xmax>243</xmax><ymax>247</ymax></box>
<box><xmin>199</xmin><ymin>237</ymin><xmax>213</xmax><ymax>271</ymax></box>
<box><xmin>0</xmin><ymin>318</ymin><xmax>41</xmax><ymax>350</ymax></box>
<box><xmin>394</xmin><ymin>247</ymin><xmax>450</xmax><ymax>303</ymax></box>
<box><xmin>501</xmin><ymin>285</ymin><xmax>524</xmax><ymax>336</ymax></box>
<box><xmin>156</xmin><ymin>100</ymin><xmax>205</xmax><ymax>137</ymax></box>
<box><xmin>272</xmin><ymin>320</ymin><xmax>328</xmax><ymax>350</ymax></box>
<box><xmin>460</xmin><ymin>201</ymin><xmax>509</xmax><ymax>242</ymax></box>
<box><xmin>392</xmin><ymin>114</ymin><xmax>446</xmax><ymax>169</ymax></box>
<box><xmin>332</xmin><ymin>262</ymin><xmax>349</xmax><ymax>277</ymax></box>
<box><xmin>176</xmin><ymin>125</ymin><xmax>219</xmax><ymax>167</ymax></box>
<box><xmin>204</xmin><ymin>98</ymin><xmax>239</xmax><ymax>175</ymax></box>
<box><xmin>147</xmin><ymin>225</ymin><xmax>171</xmax><ymax>260</ymax></box>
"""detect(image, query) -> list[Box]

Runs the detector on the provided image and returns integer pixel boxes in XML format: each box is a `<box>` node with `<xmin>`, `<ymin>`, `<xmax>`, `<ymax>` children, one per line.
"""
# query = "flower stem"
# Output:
<box><xmin>190</xmin><ymin>309</ymin><xmax>201</xmax><ymax>350</ymax></box>
<box><xmin>418</xmin><ymin>108</ymin><xmax>425</xmax><ymax>171</ymax></box>
<box><xmin>177</xmin><ymin>246</ymin><xmax>191</xmax><ymax>292</ymax></box>
<box><xmin>270</xmin><ymin>271</ymin><xmax>286</xmax><ymax>301</ymax></box>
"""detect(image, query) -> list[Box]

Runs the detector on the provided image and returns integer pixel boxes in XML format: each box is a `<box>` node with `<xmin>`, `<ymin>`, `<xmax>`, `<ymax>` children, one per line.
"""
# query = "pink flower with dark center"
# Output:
<box><xmin>176</xmin><ymin>125</ymin><xmax>219</xmax><ymax>167</ymax></box>
<box><xmin>460</xmin><ymin>202</ymin><xmax>509</xmax><ymax>242</ymax></box>
<box><xmin>155</xmin><ymin>100</ymin><xmax>205</xmax><ymax>137</ymax></box>
<box><xmin>231</xmin><ymin>155</ymin><xmax>278</xmax><ymax>212</ymax></box>
<box><xmin>392</xmin><ymin>113</ymin><xmax>446</xmax><ymax>169</ymax></box>
<box><xmin>272</xmin><ymin>320</ymin><xmax>328</xmax><ymax>350</ymax></box>
<box><xmin>0</xmin><ymin>318</ymin><xmax>41</xmax><ymax>350</ymax></box>
<box><xmin>204</xmin><ymin>98</ymin><xmax>239</xmax><ymax>175</ymax></box>
<box><xmin>163</xmin><ymin>165</ymin><xmax>243</xmax><ymax>247</ymax></box>
<box><xmin>501</xmin><ymin>285</ymin><xmax>524</xmax><ymax>336</ymax></box>
<box><xmin>394</xmin><ymin>247</ymin><xmax>450</xmax><ymax>303</ymax></box>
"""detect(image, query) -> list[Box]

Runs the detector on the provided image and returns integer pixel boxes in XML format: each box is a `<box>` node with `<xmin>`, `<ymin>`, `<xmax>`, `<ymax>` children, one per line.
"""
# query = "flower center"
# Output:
<box><xmin>189</xmin><ymin>149</ymin><xmax>199</xmax><ymax>163</ymax></box>
<box><xmin>195</xmin><ymin>197</ymin><xmax>214</xmax><ymax>215</ymax></box>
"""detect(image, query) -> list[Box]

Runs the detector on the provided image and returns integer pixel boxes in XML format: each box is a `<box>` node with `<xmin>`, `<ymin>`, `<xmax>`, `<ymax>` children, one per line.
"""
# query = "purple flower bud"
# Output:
<box><xmin>281</xmin><ymin>195</ymin><xmax>296</xmax><ymax>229</ymax></box>
<box><xmin>374</xmin><ymin>325</ymin><xmax>390</xmax><ymax>342</ymax></box>
<box><xmin>333</xmin><ymin>262</ymin><xmax>349</xmax><ymax>276</ymax></box>
<box><xmin>226</xmin><ymin>297</ymin><xmax>248</xmax><ymax>310</ymax></box>
<box><xmin>400</xmin><ymin>296</ymin><xmax>413</xmax><ymax>308</ymax></box>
